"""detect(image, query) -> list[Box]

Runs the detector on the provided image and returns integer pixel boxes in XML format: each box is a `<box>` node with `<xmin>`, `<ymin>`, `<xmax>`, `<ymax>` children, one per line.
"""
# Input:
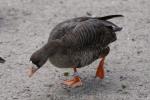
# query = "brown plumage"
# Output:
<box><xmin>29</xmin><ymin>14</ymin><xmax>123</xmax><ymax>87</ymax></box>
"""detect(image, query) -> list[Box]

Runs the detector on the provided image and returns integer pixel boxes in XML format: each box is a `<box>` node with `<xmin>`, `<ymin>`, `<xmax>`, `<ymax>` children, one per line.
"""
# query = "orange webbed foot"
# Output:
<box><xmin>63</xmin><ymin>76</ymin><xmax>82</xmax><ymax>88</ymax></box>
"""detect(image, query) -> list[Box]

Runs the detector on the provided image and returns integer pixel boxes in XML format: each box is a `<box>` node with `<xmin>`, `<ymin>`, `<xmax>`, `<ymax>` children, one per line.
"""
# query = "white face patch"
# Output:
<box><xmin>29</xmin><ymin>61</ymin><xmax>38</xmax><ymax>69</ymax></box>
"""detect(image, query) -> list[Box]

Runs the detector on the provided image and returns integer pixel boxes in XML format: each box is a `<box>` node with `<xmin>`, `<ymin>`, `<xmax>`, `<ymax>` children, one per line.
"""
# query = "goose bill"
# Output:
<box><xmin>27</xmin><ymin>63</ymin><xmax>38</xmax><ymax>77</ymax></box>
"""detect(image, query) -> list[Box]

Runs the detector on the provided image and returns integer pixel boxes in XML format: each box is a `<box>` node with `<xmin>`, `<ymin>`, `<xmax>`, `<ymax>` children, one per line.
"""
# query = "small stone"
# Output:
<box><xmin>37</xmin><ymin>94</ymin><xmax>41</xmax><ymax>96</ymax></box>
<box><xmin>64</xmin><ymin>72</ymin><xmax>69</xmax><ymax>76</ymax></box>
<box><xmin>106</xmin><ymin>69</ymin><xmax>110</xmax><ymax>72</ymax></box>
<box><xmin>120</xmin><ymin>76</ymin><xmax>123</xmax><ymax>79</ymax></box>
<box><xmin>44</xmin><ymin>84</ymin><xmax>53</xmax><ymax>87</ymax></box>
<box><xmin>120</xmin><ymin>76</ymin><xmax>127</xmax><ymax>81</ymax></box>
<box><xmin>59</xmin><ymin>1</ymin><xmax>63</xmax><ymax>4</ymax></box>
<box><xmin>26</xmin><ymin>86</ymin><xmax>30</xmax><ymax>88</ymax></box>
<box><xmin>86</xmin><ymin>12</ymin><xmax>92</xmax><ymax>16</ymax></box>
<box><xmin>131</xmin><ymin>38</ymin><xmax>135</xmax><ymax>41</ymax></box>
<box><xmin>46</xmin><ymin>94</ymin><xmax>51</xmax><ymax>97</ymax></box>
<box><xmin>0</xmin><ymin>57</ymin><xmax>5</xmax><ymax>63</ymax></box>
<box><xmin>121</xmin><ymin>84</ymin><xmax>126</xmax><ymax>89</ymax></box>
<box><xmin>138</xmin><ymin>84</ymin><xmax>143</xmax><ymax>86</ymax></box>
<box><xmin>137</xmin><ymin>51</ymin><xmax>142</xmax><ymax>54</ymax></box>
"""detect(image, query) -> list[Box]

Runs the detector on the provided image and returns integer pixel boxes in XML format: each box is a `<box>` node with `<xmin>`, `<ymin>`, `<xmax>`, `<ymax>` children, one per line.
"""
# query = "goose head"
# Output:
<box><xmin>30</xmin><ymin>48</ymin><xmax>48</xmax><ymax>68</ymax></box>
<box><xmin>28</xmin><ymin>40</ymin><xmax>64</xmax><ymax>77</ymax></box>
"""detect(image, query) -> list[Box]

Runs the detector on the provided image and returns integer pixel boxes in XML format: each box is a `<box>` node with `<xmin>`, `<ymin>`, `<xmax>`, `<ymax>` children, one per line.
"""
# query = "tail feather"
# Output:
<box><xmin>113</xmin><ymin>27</ymin><xmax>123</xmax><ymax>32</ymax></box>
<box><xmin>96</xmin><ymin>15</ymin><xmax>124</xmax><ymax>20</ymax></box>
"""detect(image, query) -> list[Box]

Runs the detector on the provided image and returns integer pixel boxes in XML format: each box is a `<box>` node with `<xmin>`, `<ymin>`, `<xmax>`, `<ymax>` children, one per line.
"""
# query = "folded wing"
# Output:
<box><xmin>61</xmin><ymin>19</ymin><xmax>117</xmax><ymax>49</ymax></box>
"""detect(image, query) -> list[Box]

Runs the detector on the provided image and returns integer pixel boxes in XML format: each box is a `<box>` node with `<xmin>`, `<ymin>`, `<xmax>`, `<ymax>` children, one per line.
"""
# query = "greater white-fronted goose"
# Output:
<box><xmin>28</xmin><ymin>15</ymin><xmax>123</xmax><ymax>88</ymax></box>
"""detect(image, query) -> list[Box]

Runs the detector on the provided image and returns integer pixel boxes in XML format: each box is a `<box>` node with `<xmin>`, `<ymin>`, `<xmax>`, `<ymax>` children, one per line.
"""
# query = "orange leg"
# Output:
<box><xmin>96</xmin><ymin>57</ymin><xmax>105</xmax><ymax>79</ymax></box>
<box><xmin>63</xmin><ymin>67</ymin><xmax>82</xmax><ymax>88</ymax></box>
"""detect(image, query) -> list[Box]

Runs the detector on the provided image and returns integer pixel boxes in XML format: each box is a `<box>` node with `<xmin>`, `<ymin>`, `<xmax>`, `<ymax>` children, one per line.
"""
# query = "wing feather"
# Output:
<box><xmin>61</xmin><ymin>19</ymin><xmax>115</xmax><ymax>49</ymax></box>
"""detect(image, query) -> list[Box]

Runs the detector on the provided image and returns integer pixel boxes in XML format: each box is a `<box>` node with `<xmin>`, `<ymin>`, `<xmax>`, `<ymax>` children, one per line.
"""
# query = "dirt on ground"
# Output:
<box><xmin>0</xmin><ymin>0</ymin><xmax>150</xmax><ymax>100</ymax></box>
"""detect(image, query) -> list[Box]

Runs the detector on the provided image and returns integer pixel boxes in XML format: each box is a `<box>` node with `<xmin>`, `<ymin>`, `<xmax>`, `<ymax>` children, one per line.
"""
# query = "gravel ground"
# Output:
<box><xmin>0</xmin><ymin>0</ymin><xmax>150</xmax><ymax>100</ymax></box>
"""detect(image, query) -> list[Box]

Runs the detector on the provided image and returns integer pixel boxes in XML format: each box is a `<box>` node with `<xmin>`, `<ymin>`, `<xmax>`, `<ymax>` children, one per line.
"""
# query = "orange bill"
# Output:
<box><xmin>27</xmin><ymin>63</ymin><xmax>38</xmax><ymax>77</ymax></box>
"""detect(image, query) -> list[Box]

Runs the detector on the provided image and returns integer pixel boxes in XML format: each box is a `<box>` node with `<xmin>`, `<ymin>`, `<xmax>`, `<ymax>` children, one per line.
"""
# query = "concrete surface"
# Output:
<box><xmin>0</xmin><ymin>0</ymin><xmax>150</xmax><ymax>100</ymax></box>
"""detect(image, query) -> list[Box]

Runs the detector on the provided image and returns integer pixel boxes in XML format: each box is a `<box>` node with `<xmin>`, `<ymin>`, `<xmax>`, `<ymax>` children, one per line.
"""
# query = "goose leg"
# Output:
<box><xmin>63</xmin><ymin>67</ymin><xmax>82</xmax><ymax>88</ymax></box>
<box><xmin>95</xmin><ymin>57</ymin><xmax>105</xmax><ymax>79</ymax></box>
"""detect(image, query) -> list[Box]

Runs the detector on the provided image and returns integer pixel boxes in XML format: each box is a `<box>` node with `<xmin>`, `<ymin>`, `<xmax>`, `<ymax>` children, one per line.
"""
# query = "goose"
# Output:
<box><xmin>28</xmin><ymin>15</ymin><xmax>123</xmax><ymax>88</ymax></box>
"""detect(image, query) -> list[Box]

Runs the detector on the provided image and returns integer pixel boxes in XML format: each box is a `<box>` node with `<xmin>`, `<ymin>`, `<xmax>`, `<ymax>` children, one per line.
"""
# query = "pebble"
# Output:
<box><xmin>44</xmin><ymin>84</ymin><xmax>53</xmax><ymax>88</ymax></box>
<box><xmin>86</xmin><ymin>12</ymin><xmax>92</xmax><ymax>16</ymax></box>
<box><xmin>137</xmin><ymin>51</ymin><xmax>143</xmax><ymax>55</ymax></box>
<box><xmin>121</xmin><ymin>84</ymin><xmax>127</xmax><ymax>89</ymax></box>
<box><xmin>120</xmin><ymin>76</ymin><xmax>127</xmax><ymax>81</ymax></box>
<box><xmin>0</xmin><ymin>57</ymin><xmax>5</xmax><ymax>63</ymax></box>
<box><xmin>59</xmin><ymin>1</ymin><xmax>63</xmax><ymax>4</ymax></box>
<box><xmin>131</xmin><ymin>38</ymin><xmax>135</xmax><ymax>41</ymax></box>
<box><xmin>106</xmin><ymin>69</ymin><xmax>110</xmax><ymax>72</ymax></box>
<box><xmin>64</xmin><ymin>72</ymin><xmax>69</xmax><ymax>76</ymax></box>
